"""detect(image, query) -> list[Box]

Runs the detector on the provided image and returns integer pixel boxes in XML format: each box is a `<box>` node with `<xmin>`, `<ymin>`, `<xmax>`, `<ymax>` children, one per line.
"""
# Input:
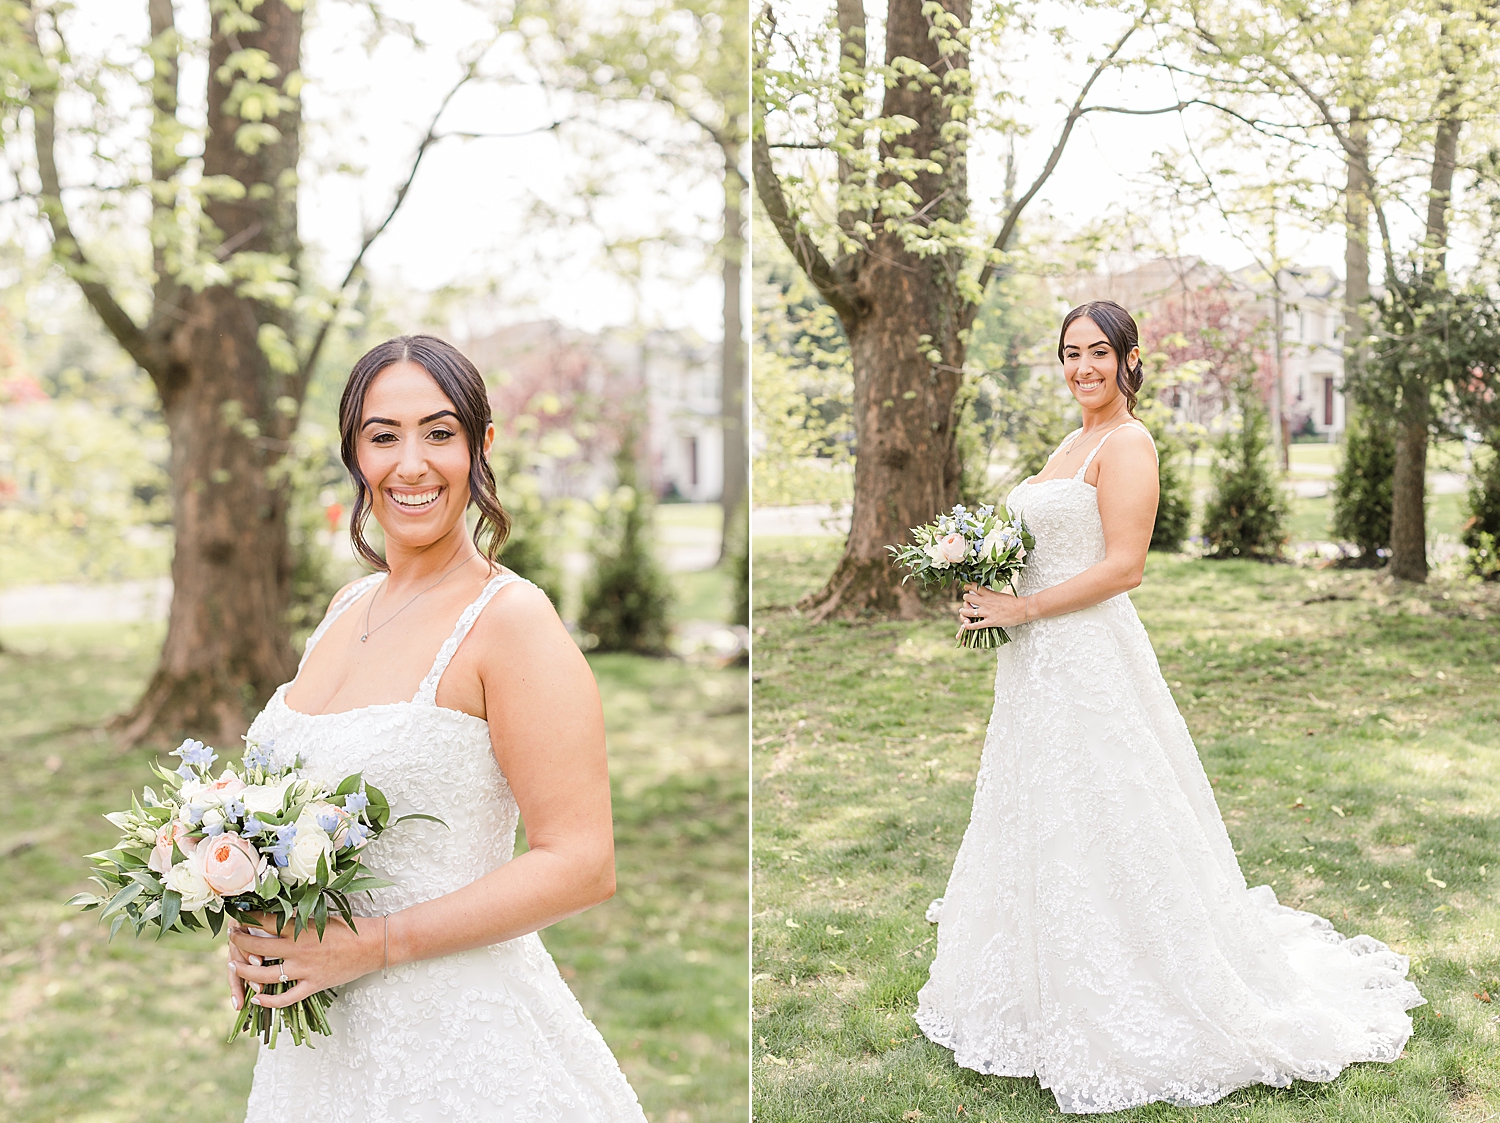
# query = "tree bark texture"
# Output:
<box><xmin>1389</xmin><ymin>398</ymin><xmax>1430</xmax><ymax>581</ymax></box>
<box><xmin>28</xmin><ymin>0</ymin><xmax>308</xmax><ymax>744</ymax></box>
<box><xmin>1388</xmin><ymin>95</ymin><xmax>1461</xmax><ymax>583</ymax></box>
<box><xmin>757</xmin><ymin>0</ymin><xmax>971</xmax><ymax>620</ymax></box>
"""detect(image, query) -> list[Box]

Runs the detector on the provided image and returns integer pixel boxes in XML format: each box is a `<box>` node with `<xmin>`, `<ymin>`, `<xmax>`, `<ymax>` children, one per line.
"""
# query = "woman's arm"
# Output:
<box><xmin>230</xmin><ymin>583</ymin><xmax>616</xmax><ymax>1009</ymax></box>
<box><xmin>962</xmin><ymin>425</ymin><xmax>1159</xmax><ymax>632</ymax></box>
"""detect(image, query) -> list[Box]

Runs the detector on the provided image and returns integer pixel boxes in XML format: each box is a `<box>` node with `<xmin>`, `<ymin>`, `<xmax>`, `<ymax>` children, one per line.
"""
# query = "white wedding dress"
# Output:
<box><xmin>242</xmin><ymin>572</ymin><xmax>647</xmax><ymax>1123</ymax></box>
<box><xmin>916</xmin><ymin>423</ymin><xmax>1424</xmax><ymax>1115</ymax></box>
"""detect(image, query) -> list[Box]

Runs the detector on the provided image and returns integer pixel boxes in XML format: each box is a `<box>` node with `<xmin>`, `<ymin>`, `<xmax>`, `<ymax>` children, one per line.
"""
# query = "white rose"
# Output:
<box><xmin>241</xmin><ymin>776</ymin><xmax>294</xmax><ymax>817</ymax></box>
<box><xmin>177</xmin><ymin>779</ymin><xmax>206</xmax><ymax>803</ymax></box>
<box><xmin>285</xmin><ymin>820</ymin><xmax>335</xmax><ymax>885</ymax></box>
<box><xmin>980</xmin><ymin>528</ymin><xmax>1006</xmax><ymax>560</ymax></box>
<box><xmin>924</xmin><ymin>542</ymin><xmax>951</xmax><ymax>569</ymax></box>
<box><xmin>164</xmin><ymin>851</ymin><xmax>219</xmax><ymax>912</ymax></box>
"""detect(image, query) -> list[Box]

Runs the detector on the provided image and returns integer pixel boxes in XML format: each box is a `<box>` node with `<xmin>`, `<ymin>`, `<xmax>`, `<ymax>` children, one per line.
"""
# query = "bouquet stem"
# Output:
<box><xmin>227</xmin><ymin>955</ymin><xmax>338</xmax><ymax>1047</ymax></box>
<box><xmin>955</xmin><ymin>624</ymin><xmax>1012</xmax><ymax>650</ymax></box>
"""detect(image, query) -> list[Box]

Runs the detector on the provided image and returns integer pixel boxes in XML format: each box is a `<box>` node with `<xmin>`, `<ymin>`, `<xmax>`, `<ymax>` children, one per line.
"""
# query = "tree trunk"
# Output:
<box><xmin>115</xmin><ymin>1</ymin><xmax>306</xmax><ymax>744</ymax></box>
<box><xmin>1389</xmin><ymin>400</ymin><xmax>1429</xmax><ymax>581</ymax></box>
<box><xmin>1343</xmin><ymin>115</ymin><xmax>1369</xmax><ymax>341</ymax></box>
<box><xmin>117</xmin><ymin>290</ymin><xmax>299</xmax><ymax>744</ymax></box>
<box><xmin>718</xmin><ymin>155</ymin><xmax>745</xmax><ymax>559</ymax></box>
<box><xmin>796</xmin><ymin>0</ymin><xmax>970</xmax><ymax>621</ymax></box>
<box><xmin>1387</xmin><ymin>98</ymin><xmax>1460</xmax><ymax>583</ymax></box>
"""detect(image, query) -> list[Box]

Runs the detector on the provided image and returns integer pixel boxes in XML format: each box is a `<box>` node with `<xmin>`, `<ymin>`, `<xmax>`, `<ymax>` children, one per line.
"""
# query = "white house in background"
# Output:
<box><xmin>464</xmin><ymin>321</ymin><xmax>723</xmax><ymax>502</ymax></box>
<box><xmin>1231</xmin><ymin>264</ymin><xmax>1347</xmax><ymax>440</ymax></box>
<box><xmin>599</xmin><ymin>329</ymin><xmax>724</xmax><ymax>503</ymax></box>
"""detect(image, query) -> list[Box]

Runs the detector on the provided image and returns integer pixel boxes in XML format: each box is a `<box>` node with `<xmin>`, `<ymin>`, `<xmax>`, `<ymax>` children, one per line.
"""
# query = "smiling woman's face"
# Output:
<box><xmin>356</xmin><ymin>360</ymin><xmax>489</xmax><ymax>553</ymax></box>
<box><xmin>1060</xmin><ymin>316</ymin><xmax>1137</xmax><ymax>413</ymax></box>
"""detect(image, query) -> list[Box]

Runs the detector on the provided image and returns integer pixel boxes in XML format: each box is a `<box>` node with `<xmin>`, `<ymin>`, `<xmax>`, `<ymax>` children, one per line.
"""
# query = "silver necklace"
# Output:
<box><xmin>359</xmin><ymin>554</ymin><xmax>477</xmax><ymax>643</ymax></box>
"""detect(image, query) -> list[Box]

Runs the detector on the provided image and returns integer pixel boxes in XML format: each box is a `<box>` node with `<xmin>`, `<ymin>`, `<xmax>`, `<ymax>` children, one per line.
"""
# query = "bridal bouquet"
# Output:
<box><xmin>69</xmin><ymin>736</ymin><xmax>439</xmax><ymax>1046</ymax></box>
<box><xmin>887</xmin><ymin>503</ymin><xmax>1035</xmax><ymax>649</ymax></box>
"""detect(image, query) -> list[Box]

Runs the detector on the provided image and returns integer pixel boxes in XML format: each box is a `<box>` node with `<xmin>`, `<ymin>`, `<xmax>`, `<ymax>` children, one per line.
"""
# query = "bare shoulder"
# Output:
<box><xmin>1115</xmin><ymin>422</ymin><xmax>1159</xmax><ymax>458</ymax></box>
<box><xmin>468</xmin><ymin>576</ymin><xmax>583</xmax><ymax>668</ymax></box>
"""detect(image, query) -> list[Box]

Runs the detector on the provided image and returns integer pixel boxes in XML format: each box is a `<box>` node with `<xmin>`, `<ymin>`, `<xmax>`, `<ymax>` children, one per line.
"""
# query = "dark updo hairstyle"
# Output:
<box><xmin>1057</xmin><ymin>300</ymin><xmax>1145</xmax><ymax>415</ymax></box>
<box><xmin>338</xmin><ymin>334</ymin><xmax>511</xmax><ymax>573</ymax></box>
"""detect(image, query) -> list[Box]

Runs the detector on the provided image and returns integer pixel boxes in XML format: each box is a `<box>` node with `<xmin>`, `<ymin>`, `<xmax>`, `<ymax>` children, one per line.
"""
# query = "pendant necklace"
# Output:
<box><xmin>359</xmin><ymin>553</ymin><xmax>476</xmax><ymax>643</ymax></box>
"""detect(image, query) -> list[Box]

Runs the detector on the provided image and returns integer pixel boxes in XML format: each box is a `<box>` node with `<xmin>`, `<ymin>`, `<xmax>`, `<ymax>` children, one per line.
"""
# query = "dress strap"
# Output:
<box><xmin>412</xmin><ymin>571</ymin><xmax>530</xmax><ymax>706</ymax></box>
<box><xmin>298</xmin><ymin>573</ymin><xmax>384</xmax><ymax>673</ymax></box>
<box><xmin>1074</xmin><ymin>420</ymin><xmax>1151</xmax><ymax>480</ymax></box>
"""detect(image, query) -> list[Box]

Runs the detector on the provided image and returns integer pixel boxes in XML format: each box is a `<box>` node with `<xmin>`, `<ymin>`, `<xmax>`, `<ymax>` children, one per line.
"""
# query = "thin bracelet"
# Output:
<box><xmin>1024</xmin><ymin>595</ymin><xmax>1035</xmax><ymax>624</ymax></box>
<box><xmin>382</xmin><ymin>915</ymin><xmax>390</xmax><ymax>981</ymax></box>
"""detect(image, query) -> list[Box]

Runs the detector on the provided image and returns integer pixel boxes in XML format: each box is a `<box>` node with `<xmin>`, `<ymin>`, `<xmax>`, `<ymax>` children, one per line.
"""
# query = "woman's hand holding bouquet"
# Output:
<box><xmin>887</xmin><ymin>504</ymin><xmax>1035</xmax><ymax>649</ymax></box>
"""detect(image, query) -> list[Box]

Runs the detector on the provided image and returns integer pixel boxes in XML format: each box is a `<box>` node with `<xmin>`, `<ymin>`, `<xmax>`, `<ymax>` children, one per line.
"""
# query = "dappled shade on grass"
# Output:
<box><xmin>753</xmin><ymin>536</ymin><xmax>1500</xmax><ymax>1121</ymax></box>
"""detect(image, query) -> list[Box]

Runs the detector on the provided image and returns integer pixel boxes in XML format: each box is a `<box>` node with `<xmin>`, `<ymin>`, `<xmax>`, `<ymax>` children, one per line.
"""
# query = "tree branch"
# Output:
<box><xmin>22</xmin><ymin>1</ymin><xmax>164</xmax><ymax>380</ymax></box>
<box><xmin>296</xmin><ymin>50</ymin><xmax>492</xmax><ymax>386</ymax></box>
<box><xmin>751</xmin><ymin>129</ymin><xmax>860</xmax><ymax>323</ymax></box>
<box><xmin>965</xmin><ymin>22</ymin><xmax>1138</xmax><ymax>324</ymax></box>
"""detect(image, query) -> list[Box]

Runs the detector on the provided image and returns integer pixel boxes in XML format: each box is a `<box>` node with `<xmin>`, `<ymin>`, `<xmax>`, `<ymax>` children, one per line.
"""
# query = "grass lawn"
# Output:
<box><xmin>752</xmin><ymin>535</ymin><xmax>1500</xmax><ymax>1122</ymax></box>
<box><xmin>0</xmin><ymin>621</ymin><xmax>747</xmax><ymax>1123</ymax></box>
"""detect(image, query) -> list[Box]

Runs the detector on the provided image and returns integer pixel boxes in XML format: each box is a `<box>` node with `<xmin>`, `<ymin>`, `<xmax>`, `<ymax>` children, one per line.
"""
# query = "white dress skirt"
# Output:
<box><xmin>916</xmin><ymin>424</ymin><xmax>1424</xmax><ymax>1114</ymax></box>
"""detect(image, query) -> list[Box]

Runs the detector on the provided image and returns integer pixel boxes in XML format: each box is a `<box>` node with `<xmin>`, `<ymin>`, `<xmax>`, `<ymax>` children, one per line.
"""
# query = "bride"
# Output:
<box><xmin>226</xmin><ymin>335</ymin><xmax>646</xmax><ymax>1121</ymax></box>
<box><xmin>917</xmin><ymin>301</ymin><xmax>1424</xmax><ymax>1114</ymax></box>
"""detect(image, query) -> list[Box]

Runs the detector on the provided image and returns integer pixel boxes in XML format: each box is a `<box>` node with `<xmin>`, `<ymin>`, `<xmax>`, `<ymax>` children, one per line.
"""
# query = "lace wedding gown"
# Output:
<box><xmin>916</xmin><ymin>422</ymin><xmax>1424</xmax><ymax>1115</ymax></box>
<box><xmin>242</xmin><ymin>572</ymin><xmax>647</xmax><ymax>1123</ymax></box>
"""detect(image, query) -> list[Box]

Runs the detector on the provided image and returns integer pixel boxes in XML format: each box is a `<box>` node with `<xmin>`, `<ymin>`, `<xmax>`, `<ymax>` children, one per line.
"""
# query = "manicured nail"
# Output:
<box><xmin>250</xmin><ymin>956</ymin><xmax>261</xmax><ymax>966</ymax></box>
<box><xmin>250</xmin><ymin>995</ymin><xmax>262</xmax><ymax>1005</ymax></box>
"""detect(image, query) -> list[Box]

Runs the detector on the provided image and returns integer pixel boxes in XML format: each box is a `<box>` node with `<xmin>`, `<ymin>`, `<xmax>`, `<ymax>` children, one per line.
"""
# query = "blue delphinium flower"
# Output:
<box><xmin>182</xmin><ymin>803</ymin><xmax>205</xmax><ymax>826</ymax></box>
<box><xmin>172</xmin><ymin>738</ymin><xmax>217</xmax><ymax>769</ymax></box>
<box><xmin>175</xmin><ymin>762</ymin><xmax>196</xmax><ymax>780</ymax></box>
<box><xmin>342</xmin><ymin>821</ymin><xmax>371</xmax><ymax>850</ymax></box>
<box><xmin>267</xmin><ymin>824</ymin><xmax>298</xmax><ymax>867</ymax></box>
<box><xmin>227</xmin><ymin>798</ymin><xmax>246</xmax><ymax>821</ymax></box>
<box><xmin>316</xmin><ymin>810</ymin><xmax>342</xmax><ymax>833</ymax></box>
<box><xmin>343</xmin><ymin>791</ymin><xmax>370</xmax><ymax>815</ymax></box>
<box><xmin>243</xmin><ymin>814</ymin><xmax>267</xmax><ymax>838</ymax></box>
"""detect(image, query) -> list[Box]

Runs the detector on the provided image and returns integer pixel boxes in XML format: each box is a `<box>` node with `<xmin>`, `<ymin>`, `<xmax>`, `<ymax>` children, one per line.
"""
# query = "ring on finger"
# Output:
<box><xmin>279</xmin><ymin>972</ymin><xmax>289</xmax><ymax>984</ymax></box>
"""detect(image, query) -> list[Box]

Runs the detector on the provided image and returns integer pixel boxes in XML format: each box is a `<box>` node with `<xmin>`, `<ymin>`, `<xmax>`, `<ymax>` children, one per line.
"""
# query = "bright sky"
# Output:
<box><xmin>22</xmin><ymin>0</ymin><xmax>727</xmax><ymax>340</ymax></box>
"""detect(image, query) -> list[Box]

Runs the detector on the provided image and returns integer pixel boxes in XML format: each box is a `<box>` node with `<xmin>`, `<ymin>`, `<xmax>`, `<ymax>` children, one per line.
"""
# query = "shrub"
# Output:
<box><xmin>1331</xmin><ymin>408</ymin><xmax>1395</xmax><ymax>563</ymax></box>
<box><xmin>1134</xmin><ymin>403</ymin><xmax>1193</xmax><ymax>552</ymax></box>
<box><xmin>1200</xmin><ymin>383</ymin><xmax>1290</xmax><ymax>560</ymax></box>
<box><xmin>1462</xmin><ymin>443</ymin><xmax>1500</xmax><ymax>580</ymax></box>
<box><xmin>1150</xmin><ymin>435</ymin><xmax>1194</xmax><ymax>552</ymax></box>
<box><xmin>580</xmin><ymin>435</ymin><xmax>673</xmax><ymax>654</ymax></box>
<box><xmin>496</xmin><ymin>510</ymin><xmax>562</xmax><ymax>607</ymax></box>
